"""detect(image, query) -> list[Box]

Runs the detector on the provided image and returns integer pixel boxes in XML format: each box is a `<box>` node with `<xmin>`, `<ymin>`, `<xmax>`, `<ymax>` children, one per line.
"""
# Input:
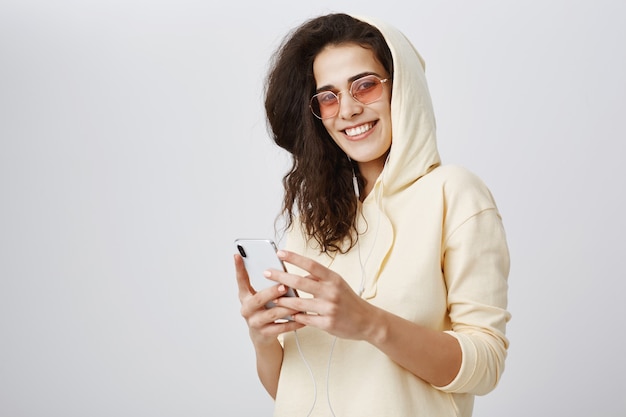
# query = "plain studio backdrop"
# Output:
<box><xmin>1</xmin><ymin>0</ymin><xmax>624</xmax><ymax>416</ymax></box>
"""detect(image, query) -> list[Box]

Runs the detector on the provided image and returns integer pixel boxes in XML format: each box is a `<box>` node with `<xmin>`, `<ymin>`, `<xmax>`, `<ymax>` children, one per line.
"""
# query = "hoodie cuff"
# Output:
<box><xmin>433</xmin><ymin>331</ymin><xmax>478</xmax><ymax>393</ymax></box>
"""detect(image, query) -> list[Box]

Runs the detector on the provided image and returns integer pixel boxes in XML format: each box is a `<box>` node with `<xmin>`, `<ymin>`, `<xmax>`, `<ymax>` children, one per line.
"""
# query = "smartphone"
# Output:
<box><xmin>235</xmin><ymin>238</ymin><xmax>298</xmax><ymax>309</ymax></box>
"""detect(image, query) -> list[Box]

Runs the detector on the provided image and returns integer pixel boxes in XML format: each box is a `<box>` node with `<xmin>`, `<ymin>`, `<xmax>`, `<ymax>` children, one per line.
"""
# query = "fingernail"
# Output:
<box><xmin>277</xmin><ymin>250</ymin><xmax>286</xmax><ymax>258</ymax></box>
<box><xmin>263</xmin><ymin>270</ymin><xmax>271</xmax><ymax>277</ymax></box>
<box><xmin>278</xmin><ymin>284</ymin><xmax>286</xmax><ymax>292</ymax></box>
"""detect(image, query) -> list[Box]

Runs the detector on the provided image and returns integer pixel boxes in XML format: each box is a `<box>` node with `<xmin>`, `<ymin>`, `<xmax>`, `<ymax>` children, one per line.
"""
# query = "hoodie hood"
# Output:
<box><xmin>349</xmin><ymin>16</ymin><xmax>441</xmax><ymax>298</ymax></box>
<box><xmin>355</xmin><ymin>15</ymin><xmax>441</xmax><ymax>196</ymax></box>
<box><xmin>286</xmin><ymin>15</ymin><xmax>442</xmax><ymax>300</ymax></box>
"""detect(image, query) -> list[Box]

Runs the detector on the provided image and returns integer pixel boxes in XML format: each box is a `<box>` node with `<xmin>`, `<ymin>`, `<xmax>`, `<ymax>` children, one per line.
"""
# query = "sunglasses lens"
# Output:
<box><xmin>351</xmin><ymin>76</ymin><xmax>383</xmax><ymax>104</ymax></box>
<box><xmin>311</xmin><ymin>91</ymin><xmax>339</xmax><ymax>119</ymax></box>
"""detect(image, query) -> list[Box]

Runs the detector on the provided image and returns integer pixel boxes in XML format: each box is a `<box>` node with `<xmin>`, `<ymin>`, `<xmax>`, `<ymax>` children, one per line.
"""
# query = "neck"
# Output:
<box><xmin>359</xmin><ymin>165</ymin><xmax>383</xmax><ymax>201</ymax></box>
<box><xmin>358</xmin><ymin>156</ymin><xmax>387</xmax><ymax>200</ymax></box>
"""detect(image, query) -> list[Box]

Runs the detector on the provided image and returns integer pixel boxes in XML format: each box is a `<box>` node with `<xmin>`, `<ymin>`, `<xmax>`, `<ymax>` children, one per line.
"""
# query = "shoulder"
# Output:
<box><xmin>423</xmin><ymin>164</ymin><xmax>499</xmax><ymax>216</ymax></box>
<box><xmin>424</xmin><ymin>164</ymin><xmax>487</xmax><ymax>189</ymax></box>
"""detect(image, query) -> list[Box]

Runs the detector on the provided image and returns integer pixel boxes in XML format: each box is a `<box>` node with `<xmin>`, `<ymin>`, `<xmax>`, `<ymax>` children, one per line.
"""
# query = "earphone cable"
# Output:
<box><xmin>294</xmin><ymin>329</ymin><xmax>317</xmax><ymax>417</ymax></box>
<box><xmin>325</xmin><ymin>336</ymin><xmax>338</xmax><ymax>417</ymax></box>
<box><xmin>296</xmin><ymin>155</ymin><xmax>388</xmax><ymax>416</ymax></box>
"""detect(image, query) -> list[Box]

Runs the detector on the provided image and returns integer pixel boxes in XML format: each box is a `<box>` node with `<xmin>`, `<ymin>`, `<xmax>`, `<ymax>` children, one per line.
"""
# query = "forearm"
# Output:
<box><xmin>365</xmin><ymin>306</ymin><xmax>462</xmax><ymax>387</ymax></box>
<box><xmin>253</xmin><ymin>337</ymin><xmax>284</xmax><ymax>399</ymax></box>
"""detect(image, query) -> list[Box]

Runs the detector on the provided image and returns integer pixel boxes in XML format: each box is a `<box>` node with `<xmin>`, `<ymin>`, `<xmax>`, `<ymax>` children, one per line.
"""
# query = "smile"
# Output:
<box><xmin>344</xmin><ymin>122</ymin><xmax>375</xmax><ymax>137</ymax></box>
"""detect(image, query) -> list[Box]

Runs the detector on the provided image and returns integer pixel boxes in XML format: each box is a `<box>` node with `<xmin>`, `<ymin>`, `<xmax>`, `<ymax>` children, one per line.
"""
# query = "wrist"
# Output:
<box><xmin>362</xmin><ymin>305</ymin><xmax>390</xmax><ymax>346</ymax></box>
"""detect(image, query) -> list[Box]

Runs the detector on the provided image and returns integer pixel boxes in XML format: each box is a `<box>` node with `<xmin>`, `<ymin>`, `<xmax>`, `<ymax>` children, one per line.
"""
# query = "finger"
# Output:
<box><xmin>273</xmin><ymin>294</ymin><xmax>320</xmax><ymax>315</ymax></box>
<box><xmin>240</xmin><ymin>283</ymin><xmax>291</xmax><ymax>316</ymax></box>
<box><xmin>291</xmin><ymin>312</ymin><xmax>318</xmax><ymax>326</ymax></box>
<box><xmin>248</xmin><ymin>303</ymin><xmax>305</xmax><ymax>328</ymax></box>
<box><xmin>277</xmin><ymin>250</ymin><xmax>334</xmax><ymax>280</ymax></box>
<box><xmin>234</xmin><ymin>254</ymin><xmax>254</xmax><ymax>296</ymax></box>
<box><xmin>263</xmin><ymin>268</ymin><xmax>322</xmax><ymax>296</ymax></box>
<box><xmin>256</xmin><ymin>319</ymin><xmax>306</xmax><ymax>338</ymax></box>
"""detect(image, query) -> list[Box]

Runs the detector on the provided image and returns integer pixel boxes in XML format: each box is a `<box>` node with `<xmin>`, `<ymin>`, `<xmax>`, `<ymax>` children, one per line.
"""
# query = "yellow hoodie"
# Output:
<box><xmin>274</xmin><ymin>15</ymin><xmax>510</xmax><ymax>417</ymax></box>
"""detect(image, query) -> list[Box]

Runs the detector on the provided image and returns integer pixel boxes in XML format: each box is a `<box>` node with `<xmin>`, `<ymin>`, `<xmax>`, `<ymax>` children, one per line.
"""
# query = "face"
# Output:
<box><xmin>312</xmin><ymin>43</ymin><xmax>392</xmax><ymax>179</ymax></box>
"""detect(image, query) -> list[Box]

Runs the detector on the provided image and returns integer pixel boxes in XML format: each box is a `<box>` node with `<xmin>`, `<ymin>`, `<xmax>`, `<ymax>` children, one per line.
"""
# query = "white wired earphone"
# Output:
<box><xmin>293</xmin><ymin>155</ymin><xmax>388</xmax><ymax>416</ymax></box>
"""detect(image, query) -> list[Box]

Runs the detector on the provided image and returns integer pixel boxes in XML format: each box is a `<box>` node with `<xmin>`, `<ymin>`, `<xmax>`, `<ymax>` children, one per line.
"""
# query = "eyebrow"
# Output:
<box><xmin>315</xmin><ymin>71</ymin><xmax>382</xmax><ymax>93</ymax></box>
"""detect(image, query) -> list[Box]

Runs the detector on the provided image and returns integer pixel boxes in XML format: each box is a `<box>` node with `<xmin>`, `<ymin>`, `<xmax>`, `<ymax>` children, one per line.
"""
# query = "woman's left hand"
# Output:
<box><xmin>266</xmin><ymin>250</ymin><xmax>376</xmax><ymax>341</ymax></box>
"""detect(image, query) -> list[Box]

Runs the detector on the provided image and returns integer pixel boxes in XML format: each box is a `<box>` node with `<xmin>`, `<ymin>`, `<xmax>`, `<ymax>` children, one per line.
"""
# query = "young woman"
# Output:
<box><xmin>235</xmin><ymin>13</ymin><xmax>510</xmax><ymax>416</ymax></box>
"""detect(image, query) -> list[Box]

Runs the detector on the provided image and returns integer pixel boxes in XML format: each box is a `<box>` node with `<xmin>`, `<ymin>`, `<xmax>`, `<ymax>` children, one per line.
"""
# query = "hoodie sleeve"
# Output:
<box><xmin>434</xmin><ymin>174</ymin><xmax>511</xmax><ymax>395</ymax></box>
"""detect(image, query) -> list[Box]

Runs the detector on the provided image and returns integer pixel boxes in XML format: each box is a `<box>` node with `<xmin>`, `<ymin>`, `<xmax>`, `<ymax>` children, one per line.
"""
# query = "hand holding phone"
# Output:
<box><xmin>235</xmin><ymin>238</ymin><xmax>298</xmax><ymax>309</ymax></box>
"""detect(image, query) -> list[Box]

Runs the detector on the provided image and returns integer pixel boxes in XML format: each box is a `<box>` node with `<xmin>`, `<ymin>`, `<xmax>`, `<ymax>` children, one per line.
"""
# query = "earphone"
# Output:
<box><xmin>352</xmin><ymin>171</ymin><xmax>360</xmax><ymax>199</ymax></box>
<box><xmin>349</xmin><ymin>156</ymin><xmax>361</xmax><ymax>199</ymax></box>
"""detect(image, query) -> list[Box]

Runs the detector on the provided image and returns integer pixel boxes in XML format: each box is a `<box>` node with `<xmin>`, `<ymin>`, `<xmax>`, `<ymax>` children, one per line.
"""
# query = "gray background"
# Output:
<box><xmin>1</xmin><ymin>0</ymin><xmax>625</xmax><ymax>416</ymax></box>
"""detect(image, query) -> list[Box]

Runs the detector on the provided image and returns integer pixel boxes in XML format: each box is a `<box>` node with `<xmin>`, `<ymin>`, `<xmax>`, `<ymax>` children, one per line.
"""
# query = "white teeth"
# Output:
<box><xmin>345</xmin><ymin>123</ymin><xmax>373</xmax><ymax>137</ymax></box>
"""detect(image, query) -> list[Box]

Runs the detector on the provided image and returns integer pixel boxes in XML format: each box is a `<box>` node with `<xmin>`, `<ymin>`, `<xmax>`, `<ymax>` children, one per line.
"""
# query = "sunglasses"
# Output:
<box><xmin>309</xmin><ymin>74</ymin><xmax>390</xmax><ymax>119</ymax></box>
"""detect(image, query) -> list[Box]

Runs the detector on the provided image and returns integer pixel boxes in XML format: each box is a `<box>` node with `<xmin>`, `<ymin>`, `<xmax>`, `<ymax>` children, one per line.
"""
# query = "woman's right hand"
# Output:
<box><xmin>234</xmin><ymin>254</ymin><xmax>304</xmax><ymax>346</ymax></box>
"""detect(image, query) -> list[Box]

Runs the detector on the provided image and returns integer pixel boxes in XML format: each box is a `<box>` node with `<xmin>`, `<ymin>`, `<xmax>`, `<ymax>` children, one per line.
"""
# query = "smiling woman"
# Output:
<box><xmin>234</xmin><ymin>12</ymin><xmax>510</xmax><ymax>417</ymax></box>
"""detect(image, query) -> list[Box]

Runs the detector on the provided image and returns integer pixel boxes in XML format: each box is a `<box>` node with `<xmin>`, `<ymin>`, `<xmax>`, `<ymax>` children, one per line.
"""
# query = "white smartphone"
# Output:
<box><xmin>234</xmin><ymin>238</ymin><xmax>298</xmax><ymax>309</ymax></box>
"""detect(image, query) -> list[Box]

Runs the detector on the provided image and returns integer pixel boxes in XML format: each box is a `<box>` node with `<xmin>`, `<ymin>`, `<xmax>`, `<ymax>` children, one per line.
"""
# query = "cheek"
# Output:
<box><xmin>321</xmin><ymin>119</ymin><xmax>333</xmax><ymax>132</ymax></box>
<box><xmin>322</xmin><ymin>120</ymin><xmax>342</xmax><ymax>142</ymax></box>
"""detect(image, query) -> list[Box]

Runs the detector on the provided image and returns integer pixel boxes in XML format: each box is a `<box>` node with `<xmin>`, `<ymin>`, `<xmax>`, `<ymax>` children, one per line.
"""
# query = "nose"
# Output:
<box><xmin>337</xmin><ymin>91</ymin><xmax>363</xmax><ymax>119</ymax></box>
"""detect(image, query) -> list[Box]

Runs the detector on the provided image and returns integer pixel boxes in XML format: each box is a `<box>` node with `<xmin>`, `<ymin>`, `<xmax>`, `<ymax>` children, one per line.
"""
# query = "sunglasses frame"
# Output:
<box><xmin>309</xmin><ymin>75</ymin><xmax>390</xmax><ymax>120</ymax></box>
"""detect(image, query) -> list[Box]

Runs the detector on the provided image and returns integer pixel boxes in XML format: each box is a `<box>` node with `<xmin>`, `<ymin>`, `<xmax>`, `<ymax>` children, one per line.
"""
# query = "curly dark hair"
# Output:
<box><xmin>265</xmin><ymin>13</ymin><xmax>393</xmax><ymax>253</ymax></box>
